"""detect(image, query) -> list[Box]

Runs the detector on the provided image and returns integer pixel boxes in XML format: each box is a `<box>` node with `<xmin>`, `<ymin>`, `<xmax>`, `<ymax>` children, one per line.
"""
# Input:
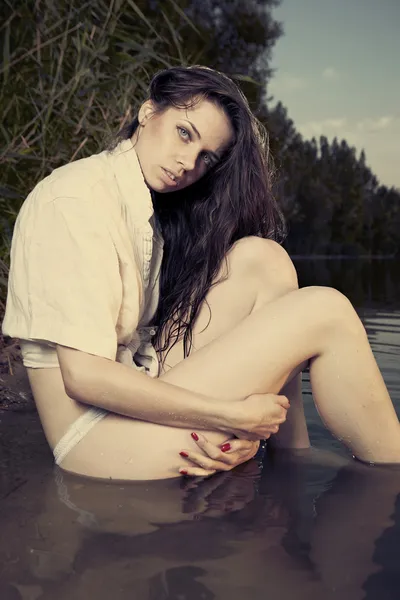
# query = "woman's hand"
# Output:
<box><xmin>228</xmin><ymin>393</ymin><xmax>290</xmax><ymax>441</ymax></box>
<box><xmin>177</xmin><ymin>392</ymin><xmax>289</xmax><ymax>477</ymax></box>
<box><xmin>178</xmin><ymin>432</ymin><xmax>261</xmax><ymax>478</ymax></box>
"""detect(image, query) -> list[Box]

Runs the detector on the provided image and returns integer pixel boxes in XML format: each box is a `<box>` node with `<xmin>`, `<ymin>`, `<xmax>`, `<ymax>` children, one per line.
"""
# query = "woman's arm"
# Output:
<box><xmin>57</xmin><ymin>345</ymin><xmax>288</xmax><ymax>437</ymax></box>
<box><xmin>58</xmin><ymin>344</ymin><xmax>231</xmax><ymax>431</ymax></box>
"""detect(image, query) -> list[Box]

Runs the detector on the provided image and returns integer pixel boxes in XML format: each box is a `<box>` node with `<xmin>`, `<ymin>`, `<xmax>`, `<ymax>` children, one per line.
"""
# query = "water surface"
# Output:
<box><xmin>0</xmin><ymin>258</ymin><xmax>399</xmax><ymax>600</ymax></box>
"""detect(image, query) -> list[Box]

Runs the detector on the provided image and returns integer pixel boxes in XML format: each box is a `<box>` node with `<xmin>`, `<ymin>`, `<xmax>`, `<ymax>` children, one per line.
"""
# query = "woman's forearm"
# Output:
<box><xmin>57</xmin><ymin>345</ymin><xmax>232</xmax><ymax>432</ymax></box>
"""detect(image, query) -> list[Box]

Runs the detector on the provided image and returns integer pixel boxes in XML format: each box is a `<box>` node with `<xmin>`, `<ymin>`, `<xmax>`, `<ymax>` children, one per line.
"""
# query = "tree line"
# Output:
<box><xmin>264</xmin><ymin>102</ymin><xmax>400</xmax><ymax>256</ymax></box>
<box><xmin>1</xmin><ymin>0</ymin><xmax>399</xmax><ymax>280</ymax></box>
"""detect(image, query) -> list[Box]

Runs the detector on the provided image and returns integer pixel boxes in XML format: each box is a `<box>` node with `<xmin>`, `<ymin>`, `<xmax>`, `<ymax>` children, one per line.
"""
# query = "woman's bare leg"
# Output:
<box><xmin>58</xmin><ymin>237</ymin><xmax>399</xmax><ymax>479</ymax></box>
<box><xmin>271</xmin><ymin>374</ymin><xmax>310</xmax><ymax>449</ymax></box>
<box><xmin>54</xmin><ymin>237</ymin><xmax>312</xmax><ymax>481</ymax></box>
<box><xmin>160</xmin><ymin>272</ymin><xmax>400</xmax><ymax>464</ymax></box>
<box><xmin>162</xmin><ymin>237</ymin><xmax>310</xmax><ymax>449</ymax></box>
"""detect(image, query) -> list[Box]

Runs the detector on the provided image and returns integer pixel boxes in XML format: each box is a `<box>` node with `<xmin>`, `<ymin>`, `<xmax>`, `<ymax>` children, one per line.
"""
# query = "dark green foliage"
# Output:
<box><xmin>0</xmin><ymin>0</ymin><xmax>283</xmax><ymax>309</ymax></box>
<box><xmin>1</xmin><ymin>0</ymin><xmax>190</xmax><ymax>222</ymax></box>
<box><xmin>0</xmin><ymin>0</ymin><xmax>398</xmax><ymax>317</ymax></box>
<box><xmin>263</xmin><ymin>104</ymin><xmax>400</xmax><ymax>257</ymax></box>
<box><xmin>0</xmin><ymin>0</ymin><xmax>281</xmax><ymax>235</ymax></box>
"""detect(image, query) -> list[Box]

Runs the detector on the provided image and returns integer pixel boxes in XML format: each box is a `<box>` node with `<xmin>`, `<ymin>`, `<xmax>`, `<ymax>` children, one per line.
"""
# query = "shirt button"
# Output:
<box><xmin>150</xmin><ymin>329</ymin><xmax>156</xmax><ymax>336</ymax></box>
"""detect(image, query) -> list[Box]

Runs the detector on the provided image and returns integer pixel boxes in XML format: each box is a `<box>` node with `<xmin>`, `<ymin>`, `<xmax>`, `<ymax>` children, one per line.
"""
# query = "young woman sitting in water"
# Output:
<box><xmin>3</xmin><ymin>66</ymin><xmax>400</xmax><ymax>481</ymax></box>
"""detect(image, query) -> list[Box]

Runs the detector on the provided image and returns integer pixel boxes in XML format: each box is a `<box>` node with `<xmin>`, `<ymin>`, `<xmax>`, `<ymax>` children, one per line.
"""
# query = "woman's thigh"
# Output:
<box><xmin>60</xmin><ymin>411</ymin><xmax>229</xmax><ymax>481</ymax></box>
<box><xmin>63</xmin><ymin>238</ymin><xmax>303</xmax><ymax>480</ymax></box>
<box><xmin>160</xmin><ymin>236</ymin><xmax>299</xmax><ymax>371</ymax></box>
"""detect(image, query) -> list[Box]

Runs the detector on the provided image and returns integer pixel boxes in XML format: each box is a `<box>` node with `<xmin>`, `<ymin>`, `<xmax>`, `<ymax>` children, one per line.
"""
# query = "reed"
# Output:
<box><xmin>0</xmin><ymin>0</ymin><xmax>199</xmax><ymax>320</ymax></box>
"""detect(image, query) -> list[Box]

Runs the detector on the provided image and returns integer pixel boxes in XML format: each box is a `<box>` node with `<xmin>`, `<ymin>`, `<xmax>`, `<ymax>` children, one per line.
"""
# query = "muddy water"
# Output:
<box><xmin>0</xmin><ymin>258</ymin><xmax>399</xmax><ymax>600</ymax></box>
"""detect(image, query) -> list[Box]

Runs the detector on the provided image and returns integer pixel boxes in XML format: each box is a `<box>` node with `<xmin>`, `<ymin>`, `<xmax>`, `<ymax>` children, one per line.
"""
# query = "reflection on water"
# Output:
<box><xmin>0</xmin><ymin>259</ymin><xmax>399</xmax><ymax>600</ymax></box>
<box><xmin>1</xmin><ymin>456</ymin><xmax>400</xmax><ymax>599</ymax></box>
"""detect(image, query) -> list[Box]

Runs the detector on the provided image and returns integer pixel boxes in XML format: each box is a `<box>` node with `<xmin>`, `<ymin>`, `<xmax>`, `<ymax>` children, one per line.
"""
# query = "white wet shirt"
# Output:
<box><xmin>2</xmin><ymin>138</ymin><xmax>164</xmax><ymax>377</ymax></box>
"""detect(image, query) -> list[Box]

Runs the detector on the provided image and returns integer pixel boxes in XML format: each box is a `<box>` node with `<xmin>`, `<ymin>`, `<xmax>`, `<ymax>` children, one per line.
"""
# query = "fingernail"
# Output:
<box><xmin>191</xmin><ymin>432</ymin><xmax>199</xmax><ymax>441</ymax></box>
<box><xmin>220</xmin><ymin>443</ymin><xmax>231</xmax><ymax>453</ymax></box>
<box><xmin>180</xmin><ymin>469</ymin><xmax>188</xmax><ymax>476</ymax></box>
<box><xmin>179</xmin><ymin>451</ymin><xmax>189</xmax><ymax>458</ymax></box>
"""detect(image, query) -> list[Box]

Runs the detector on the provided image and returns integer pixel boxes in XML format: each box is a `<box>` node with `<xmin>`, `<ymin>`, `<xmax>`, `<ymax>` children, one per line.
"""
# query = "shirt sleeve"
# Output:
<box><xmin>18</xmin><ymin>196</ymin><xmax>127</xmax><ymax>360</ymax></box>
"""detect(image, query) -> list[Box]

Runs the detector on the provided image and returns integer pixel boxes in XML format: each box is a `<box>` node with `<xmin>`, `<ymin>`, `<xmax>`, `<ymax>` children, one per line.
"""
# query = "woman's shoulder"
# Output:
<box><xmin>14</xmin><ymin>149</ymin><xmax>114</xmax><ymax>234</ymax></box>
<box><xmin>40</xmin><ymin>149</ymin><xmax>111</xmax><ymax>203</ymax></box>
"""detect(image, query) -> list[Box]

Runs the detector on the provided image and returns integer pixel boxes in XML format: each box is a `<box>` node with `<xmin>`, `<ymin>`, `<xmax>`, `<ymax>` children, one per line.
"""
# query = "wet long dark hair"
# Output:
<box><xmin>119</xmin><ymin>66</ymin><xmax>286</xmax><ymax>367</ymax></box>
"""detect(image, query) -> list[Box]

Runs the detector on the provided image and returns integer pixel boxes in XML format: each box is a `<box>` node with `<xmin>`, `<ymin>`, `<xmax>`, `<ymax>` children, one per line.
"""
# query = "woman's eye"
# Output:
<box><xmin>178</xmin><ymin>127</ymin><xmax>190</xmax><ymax>140</ymax></box>
<box><xmin>202</xmin><ymin>153</ymin><xmax>211</xmax><ymax>166</ymax></box>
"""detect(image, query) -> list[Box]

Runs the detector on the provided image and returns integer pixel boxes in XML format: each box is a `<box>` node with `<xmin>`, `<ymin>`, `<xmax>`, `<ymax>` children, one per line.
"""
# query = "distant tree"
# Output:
<box><xmin>370</xmin><ymin>186</ymin><xmax>400</xmax><ymax>255</ymax></box>
<box><xmin>1</xmin><ymin>0</ymin><xmax>399</xmax><ymax>272</ymax></box>
<box><xmin>136</xmin><ymin>0</ymin><xmax>283</xmax><ymax>108</ymax></box>
<box><xmin>260</xmin><ymin>98</ymin><xmax>400</xmax><ymax>255</ymax></box>
<box><xmin>0</xmin><ymin>0</ymin><xmax>285</xmax><ymax>309</ymax></box>
<box><xmin>0</xmin><ymin>0</ymin><xmax>283</xmax><ymax>237</ymax></box>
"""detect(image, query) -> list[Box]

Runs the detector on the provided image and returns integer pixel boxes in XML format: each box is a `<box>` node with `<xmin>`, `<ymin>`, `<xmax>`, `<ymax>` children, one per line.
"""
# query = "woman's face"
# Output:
<box><xmin>132</xmin><ymin>98</ymin><xmax>234</xmax><ymax>193</ymax></box>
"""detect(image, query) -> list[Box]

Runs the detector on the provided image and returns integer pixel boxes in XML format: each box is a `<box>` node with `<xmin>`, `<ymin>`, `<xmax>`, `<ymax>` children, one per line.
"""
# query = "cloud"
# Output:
<box><xmin>298</xmin><ymin>117</ymin><xmax>347</xmax><ymax>138</ymax></box>
<box><xmin>356</xmin><ymin>116</ymin><xmax>394</xmax><ymax>132</ymax></box>
<box><xmin>322</xmin><ymin>67</ymin><xmax>340</xmax><ymax>80</ymax></box>
<box><xmin>298</xmin><ymin>116</ymin><xmax>399</xmax><ymax>140</ymax></box>
<box><xmin>269</xmin><ymin>73</ymin><xmax>307</xmax><ymax>93</ymax></box>
<box><xmin>296</xmin><ymin>116</ymin><xmax>400</xmax><ymax>186</ymax></box>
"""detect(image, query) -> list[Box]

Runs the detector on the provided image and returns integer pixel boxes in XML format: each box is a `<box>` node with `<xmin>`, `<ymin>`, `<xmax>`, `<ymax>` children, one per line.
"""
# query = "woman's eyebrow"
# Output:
<box><xmin>183</xmin><ymin>119</ymin><xmax>201</xmax><ymax>139</ymax></box>
<box><xmin>183</xmin><ymin>119</ymin><xmax>222</xmax><ymax>162</ymax></box>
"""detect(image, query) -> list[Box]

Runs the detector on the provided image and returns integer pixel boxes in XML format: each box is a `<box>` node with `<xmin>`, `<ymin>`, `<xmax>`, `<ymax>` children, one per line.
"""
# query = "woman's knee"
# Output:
<box><xmin>227</xmin><ymin>236</ymin><xmax>299</xmax><ymax>297</ymax></box>
<box><xmin>300</xmin><ymin>286</ymin><xmax>363</xmax><ymax>334</ymax></box>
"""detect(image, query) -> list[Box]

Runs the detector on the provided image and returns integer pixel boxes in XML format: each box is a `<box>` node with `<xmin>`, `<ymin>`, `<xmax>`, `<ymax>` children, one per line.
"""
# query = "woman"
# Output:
<box><xmin>3</xmin><ymin>66</ymin><xmax>400</xmax><ymax>481</ymax></box>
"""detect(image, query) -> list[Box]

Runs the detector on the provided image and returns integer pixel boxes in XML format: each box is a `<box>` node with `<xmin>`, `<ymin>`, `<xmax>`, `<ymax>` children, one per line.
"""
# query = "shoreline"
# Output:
<box><xmin>0</xmin><ymin>338</ymin><xmax>35</xmax><ymax>413</ymax></box>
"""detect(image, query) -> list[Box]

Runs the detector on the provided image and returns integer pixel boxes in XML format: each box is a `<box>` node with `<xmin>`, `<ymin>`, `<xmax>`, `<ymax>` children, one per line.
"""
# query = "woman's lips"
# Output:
<box><xmin>161</xmin><ymin>167</ymin><xmax>178</xmax><ymax>186</ymax></box>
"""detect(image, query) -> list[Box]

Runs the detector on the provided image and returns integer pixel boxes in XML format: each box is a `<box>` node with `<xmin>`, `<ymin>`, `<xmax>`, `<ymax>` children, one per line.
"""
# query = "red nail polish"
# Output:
<box><xmin>191</xmin><ymin>432</ymin><xmax>199</xmax><ymax>441</ymax></box>
<box><xmin>180</xmin><ymin>469</ymin><xmax>188</xmax><ymax>475</ymax></box>
<box><xmin>221</xmin><ymin>443</ymin><xmax>231</xmax><ymax>453</ymax></box>
<box><xmin>180</xmin><ymin>451</ymin><xmax>188</xmax><ymax>458</ymax></box>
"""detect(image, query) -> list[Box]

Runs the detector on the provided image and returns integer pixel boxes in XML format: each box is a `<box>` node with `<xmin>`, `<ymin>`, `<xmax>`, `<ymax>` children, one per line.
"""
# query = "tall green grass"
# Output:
<box><xmin>0</xmin><ymin>0</ymin><xmax>200</xmax><ymax>316</ymax></box>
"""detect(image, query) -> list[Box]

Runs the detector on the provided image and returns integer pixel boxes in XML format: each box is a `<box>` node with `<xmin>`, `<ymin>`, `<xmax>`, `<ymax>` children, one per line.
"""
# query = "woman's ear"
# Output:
<box><xmin>138</xmin><ymin>100</ymin><xmax>156</xmax><ymax>126</ymax></box>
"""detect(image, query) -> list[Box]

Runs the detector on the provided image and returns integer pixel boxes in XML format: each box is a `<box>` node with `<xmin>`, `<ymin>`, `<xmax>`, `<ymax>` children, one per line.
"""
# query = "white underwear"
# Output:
<box><xmin>21</xmin><ymin>327</ymin><xmax>160</xmax><ymax>465</ymax></box>
<box><xmin>53</xmin><ymin>408</ymin><xmax>107</xmax><ymax>465</ymax></box>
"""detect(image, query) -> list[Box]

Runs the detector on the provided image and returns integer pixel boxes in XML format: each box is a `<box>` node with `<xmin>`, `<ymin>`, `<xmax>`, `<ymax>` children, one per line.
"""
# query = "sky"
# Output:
<box><xmin>268</xmin><ymin>0</ymin><xmax>400</xmax><ymax>189</ymax></box>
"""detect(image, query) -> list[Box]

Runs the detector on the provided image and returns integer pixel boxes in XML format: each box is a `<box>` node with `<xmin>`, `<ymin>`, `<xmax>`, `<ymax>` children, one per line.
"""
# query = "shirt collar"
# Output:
<box><xmin>110</xmin><ymin>138</ymin><xmax>155</xmax><ymax>225</ymax></box>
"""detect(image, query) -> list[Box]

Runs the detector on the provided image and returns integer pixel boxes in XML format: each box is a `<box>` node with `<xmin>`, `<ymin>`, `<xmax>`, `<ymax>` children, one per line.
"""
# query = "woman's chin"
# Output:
<box><xmin>153</xmin><ymin>186</ymin><xmax>173</xmax><ymax>194</ymax></box>
<box><xmin>146</xmin><ymin>176</ymin><xmax>175</xmax><ymax>194</ymax></box>
<box><xmin>152</xmin><ymin>183</ymin><xmax>182</xmax><ymax>194</ymax></box>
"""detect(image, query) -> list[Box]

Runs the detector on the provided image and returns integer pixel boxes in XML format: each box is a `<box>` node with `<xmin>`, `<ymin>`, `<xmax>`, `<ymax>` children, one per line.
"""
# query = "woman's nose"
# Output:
<box><xmin>178</xmin><ymin>149</ymin><xmax>198</xmax><ymax>172</ymax></box>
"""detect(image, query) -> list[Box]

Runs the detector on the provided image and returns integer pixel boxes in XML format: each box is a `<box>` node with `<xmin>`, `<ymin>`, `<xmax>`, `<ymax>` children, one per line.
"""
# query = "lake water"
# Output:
<box><xmin>0</xmin><ymin>258</ymin><xmax>399</xmax><ymax>600</ymax></box>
